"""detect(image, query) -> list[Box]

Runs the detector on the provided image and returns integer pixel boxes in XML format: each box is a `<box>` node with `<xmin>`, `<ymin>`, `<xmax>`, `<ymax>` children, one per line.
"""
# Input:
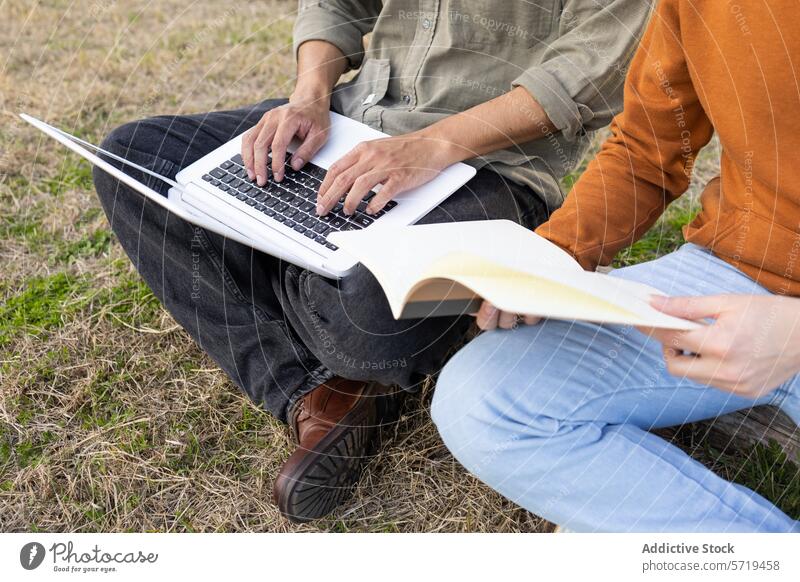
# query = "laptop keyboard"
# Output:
<box><xmin>201</xmin><ymin>153</ymin><xmax>397</xmax><ymax>251</ymax></box>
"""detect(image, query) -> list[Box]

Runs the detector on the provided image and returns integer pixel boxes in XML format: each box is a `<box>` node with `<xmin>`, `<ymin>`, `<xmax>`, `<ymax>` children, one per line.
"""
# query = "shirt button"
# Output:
<box><xmin>422</xmin><ymin>18</ymin><xmax>431</xmax><ymax>29</ymax></box>
<box><xmin>402</xmin><ymin>94</ymin><xmax>411</xmax><ymax>104</ymax></box>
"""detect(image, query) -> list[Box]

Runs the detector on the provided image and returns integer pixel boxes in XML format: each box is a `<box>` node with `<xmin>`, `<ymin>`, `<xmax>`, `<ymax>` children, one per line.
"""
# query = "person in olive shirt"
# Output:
<box><xmin>433</xmin><ymin>0</ymin><xmax>800</xmax><ymax>532</ymax></box>
<box><xmin>92</xmin><ymin>0</ymin><xmax>651</xmax><ymax>522</ymax></box>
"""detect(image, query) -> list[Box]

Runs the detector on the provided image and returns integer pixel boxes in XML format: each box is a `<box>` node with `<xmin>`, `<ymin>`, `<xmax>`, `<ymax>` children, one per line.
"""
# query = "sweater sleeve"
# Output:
<box><xmin>534</xmin><ymin>0</ymin><xmax>714</xmax><ymax>270</ymax></box>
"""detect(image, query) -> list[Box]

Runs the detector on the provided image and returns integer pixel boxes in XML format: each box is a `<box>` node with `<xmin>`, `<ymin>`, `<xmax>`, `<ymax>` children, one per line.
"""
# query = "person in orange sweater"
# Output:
<box><xmin>431</xmin><ymin>0</ymin><xmax>800</xmax><ymax>532</ymax></box>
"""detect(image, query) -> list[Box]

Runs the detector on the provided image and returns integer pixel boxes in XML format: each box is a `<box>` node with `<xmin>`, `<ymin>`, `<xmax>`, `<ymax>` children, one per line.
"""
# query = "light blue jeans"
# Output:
<box><xmin>432</xmin><ymin>244</ymin><xmax>800</xmax><ymax>532</ymax></box>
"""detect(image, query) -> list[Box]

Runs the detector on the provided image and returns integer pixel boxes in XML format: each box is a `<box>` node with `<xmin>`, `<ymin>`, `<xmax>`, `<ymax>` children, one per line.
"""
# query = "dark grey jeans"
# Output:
<box><xmin>92</xmin><ymin>99</ymin><xmax>550</xmax><ymax>422</ymax></box>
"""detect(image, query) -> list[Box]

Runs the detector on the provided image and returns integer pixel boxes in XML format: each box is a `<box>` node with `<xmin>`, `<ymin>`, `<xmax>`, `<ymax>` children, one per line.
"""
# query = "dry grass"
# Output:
<box><xmin>1</xmin><ymin>0</ymin><xmax>546</xmax><ymax>532</ymax></box>
<box><xmin>1</xmin><ymin>0</ymin><xmax>796</xmax><ymax>533</ymax></box>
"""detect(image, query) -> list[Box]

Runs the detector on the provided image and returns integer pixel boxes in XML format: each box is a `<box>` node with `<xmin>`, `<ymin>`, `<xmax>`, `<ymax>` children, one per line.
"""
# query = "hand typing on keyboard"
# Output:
<box><xmin>315</xmin><ymin>132</ymin><xmax>459</xmax><ymax>217</ymax></box>
<box><xmin>240</xmin><ymin>98</ymin><xmax>331</xmax><ymax>186</ymax></box>
<box><xmin>203</xmin><ymin>153</ymin><xmax>398</xmax><ymax>253</ymax></box>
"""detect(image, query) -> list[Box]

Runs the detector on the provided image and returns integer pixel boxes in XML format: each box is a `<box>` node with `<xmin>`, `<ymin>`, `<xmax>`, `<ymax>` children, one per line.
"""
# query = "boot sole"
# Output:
<box><xmin>273</xmin><ymin>384</ymin><xmax>382</xmax><ymax>523</ymax></box>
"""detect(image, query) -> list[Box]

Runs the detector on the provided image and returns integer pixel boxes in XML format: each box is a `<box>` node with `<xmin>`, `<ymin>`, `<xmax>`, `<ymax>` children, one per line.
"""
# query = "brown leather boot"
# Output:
<box><xmin>273</xmin><ymin>377</ymin><xmax>399</xmax><ymax>523</ymax></box>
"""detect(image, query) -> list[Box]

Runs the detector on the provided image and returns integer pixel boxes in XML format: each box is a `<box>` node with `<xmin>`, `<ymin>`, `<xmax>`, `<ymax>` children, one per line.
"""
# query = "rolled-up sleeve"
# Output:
<box><xmin>293</xmin><ymin>0</ymin><xmax>383</xmax><ymax>70</ymax></box>
<box><xmin>535</xmin><ymin>0</ymin><xmax>714</xmax><ymax>270</ymax></box>
<box><xmin>513</xmin><ymin>0</ymin><xmax>654</xmax><ymax>140</ymax></box>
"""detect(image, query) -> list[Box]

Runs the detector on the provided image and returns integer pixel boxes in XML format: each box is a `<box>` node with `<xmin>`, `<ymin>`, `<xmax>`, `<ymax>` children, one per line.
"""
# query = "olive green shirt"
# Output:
<box><xmin>294</xmin><ymin>0</ymin><xmax>653</xmax><ymax>207</ymax></box>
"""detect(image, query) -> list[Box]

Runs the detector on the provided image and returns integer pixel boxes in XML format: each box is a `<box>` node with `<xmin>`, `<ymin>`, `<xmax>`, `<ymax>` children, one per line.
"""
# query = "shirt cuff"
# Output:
<box><xmin>293</xmin><ymin>6</ymin><xmax>366</xmax><ymax>70</ymax></box>
<box><xmin>512</xmin><ymin>66</ymin><xmax>592</xmax><ymax>141</ymax></box>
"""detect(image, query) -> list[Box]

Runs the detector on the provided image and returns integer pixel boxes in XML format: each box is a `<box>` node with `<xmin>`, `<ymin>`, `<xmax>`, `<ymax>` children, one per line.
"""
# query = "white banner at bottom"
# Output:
<box><xmin>1</xmin><ymin>533</ymin><xmax>798</xmax><ymax>581</ymax></box>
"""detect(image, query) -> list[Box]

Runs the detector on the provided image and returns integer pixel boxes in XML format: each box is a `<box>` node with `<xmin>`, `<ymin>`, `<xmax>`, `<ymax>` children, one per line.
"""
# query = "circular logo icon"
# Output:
<box><xmin>20</xmin><ymin>542</ymin><xmax>46</xmax><ymax>570</ymax></box>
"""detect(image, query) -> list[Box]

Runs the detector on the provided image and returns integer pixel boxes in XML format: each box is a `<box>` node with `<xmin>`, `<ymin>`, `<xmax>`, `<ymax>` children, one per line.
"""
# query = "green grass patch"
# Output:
<box><xmin>76</xmin><ymin>207</ymin><xmax>103</xmax><ymax>226</ymax></box>
<box><xmin>14</xmin><ymin>394</ymin><xmax>38</xmax><ymax>427</ymax></box>
<box><xmin>0</xmin><ymin>437</ymin><xmax>12</xmax><ymax>466</ymax></box>
<box><xmin>95</xmin><ymin>267</ymin><xmax>163</xmax><ymax>327</ymax></box>
<box><xmin>17</xmin><ymin>347</ymin><xmax>70</xmax><ymax>391</ymax></box>
<box><xmin>559</xmin><ymin>171</ymin><xmax>580</xmax><ymax>192</ymax></box>
<box><xmin>55</xmin><ymin>229</ymin><xmax>113</xmax><ymax>263</ymax></box>
<box><xmin>710</xmin><ymin>441</ymin><xmax>800</xmax><ymax>519</ymax></box>
<box><xmin>173</xmin><ymin>435</ymin><xmax>201</xmax><ymax>474</ymax></box>
<box><xmin>613</xmin><ymin>199</ymin><xmax>702</xmax><ymax>268</ymax></box>
<box><xmin>0</xmin><ymin>349</ymin><xmax>73</xmax><ymax>429</ymax></box>
<box><xmin>40</xmin><ymin>157</ymin><xmax>94</xmax><ymax>197</ymax></box>
<box><xmin>81</xmin><ymin>504</ymin><xmax>107</xmax><ymax>525</ymax></box>
<box><xmin>13</xmin><ymin>431</ymin><xmax>56</xmax><ymax>469</ymax></box>
<box><xmin>116</xmin><ymin>425</ymin><xmax>152</xmax><ymax>455</ymax></box>
<box><xmin>0</xmin><ymin>204</ymin><xmax>48</xmax><ymax>251</ymax></box>
<box><xmin>75</xmin><ymin>368</ymin><xmax>136</xmax><ymax>430</ymax></box>
<box><xmin>0</xmin><ymin>212</ymin><xmax>41</xmax><ymax>239</ymax></box>
<box><xmin>0</xmin><ymin>272</ymin><xmax>90</xmax><ymax>347</ymax></box>
<box><xmin>0</xmin><ymin>259</ymin><xmax>162</xmax><ymax>349</ymax></box>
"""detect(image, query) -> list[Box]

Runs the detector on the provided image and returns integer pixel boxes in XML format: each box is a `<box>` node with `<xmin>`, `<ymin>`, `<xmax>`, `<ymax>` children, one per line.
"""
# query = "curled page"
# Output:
<box><xmin>330</xmin><ymin>220</ymin><xmax>700</xmax><ymax>330</ymax></box>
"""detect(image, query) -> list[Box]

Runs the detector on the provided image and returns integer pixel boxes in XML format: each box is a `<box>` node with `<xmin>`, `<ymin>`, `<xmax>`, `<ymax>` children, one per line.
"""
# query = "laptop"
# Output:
<box><xmin>21</xmin><ymin>112</ymin><xmax>476</xmax><ymax>278</ymax></box>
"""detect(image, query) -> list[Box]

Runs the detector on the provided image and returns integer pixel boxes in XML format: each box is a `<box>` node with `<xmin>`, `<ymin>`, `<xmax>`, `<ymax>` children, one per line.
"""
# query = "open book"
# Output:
<box><xmin>328</xmin><ymin>220</ymin><xmax>699</xmax><ymax>330</ymax></box>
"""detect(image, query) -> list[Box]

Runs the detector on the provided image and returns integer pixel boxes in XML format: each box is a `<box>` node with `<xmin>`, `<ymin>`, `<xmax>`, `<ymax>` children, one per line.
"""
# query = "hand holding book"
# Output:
<box><xmin>473</xmin><ymin>300</ymin><xmax>542</xmax><ymax>331</ymax></box>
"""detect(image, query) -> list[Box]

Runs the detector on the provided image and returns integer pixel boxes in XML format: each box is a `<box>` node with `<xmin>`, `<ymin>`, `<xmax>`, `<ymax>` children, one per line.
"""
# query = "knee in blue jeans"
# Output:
<box><xmin>433</xmin><ymin>376</ymin><xmax>558</xmax><ymax>485</ymax></box>
<box><xmin>432</xmin><ymin>331</ymin><xmax>577</xmax><ymax>481</ymax></box>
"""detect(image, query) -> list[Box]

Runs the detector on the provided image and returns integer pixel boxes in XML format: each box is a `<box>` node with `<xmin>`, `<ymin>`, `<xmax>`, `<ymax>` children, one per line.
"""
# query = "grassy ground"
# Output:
<box><xmin>1</xmin><ymin>0</ymin><xmax>797</xmax><ymax>532</ymax></box>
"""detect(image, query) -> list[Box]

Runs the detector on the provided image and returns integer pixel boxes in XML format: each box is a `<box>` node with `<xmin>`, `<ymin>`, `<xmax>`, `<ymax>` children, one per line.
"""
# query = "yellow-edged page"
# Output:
<box><xmin>412</xmin><ymin>252</ymin><xmax>699</xmax><ymax>329</ymax></box>
<box><xmin>329</xmin><ymin>220</ymin><xmax>581</xmax><ymax>317</ymax></box>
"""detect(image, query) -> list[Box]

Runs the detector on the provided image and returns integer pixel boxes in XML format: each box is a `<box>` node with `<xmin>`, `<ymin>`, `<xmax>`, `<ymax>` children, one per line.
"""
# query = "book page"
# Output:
<box><xmin>332</xmin><ymin>220</ymin><xmax>699</xmax><ymax>329</ymax></box>
<box><xmin>329</xmin><ymin>220</ymin><xmax>582</xmax><ymax>316</ymax></box>
<box><xmin>414</xmin><ymin>252</ymin><xmax>699</xmax><ymax>329</ymax></box>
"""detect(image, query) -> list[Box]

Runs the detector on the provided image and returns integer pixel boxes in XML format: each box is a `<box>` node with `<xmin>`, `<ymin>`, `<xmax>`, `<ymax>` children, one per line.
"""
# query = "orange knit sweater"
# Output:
<box><xmin>537</xmin><ymin>0</ymin><xmax>800</xmax><ymax>296</ymax></box>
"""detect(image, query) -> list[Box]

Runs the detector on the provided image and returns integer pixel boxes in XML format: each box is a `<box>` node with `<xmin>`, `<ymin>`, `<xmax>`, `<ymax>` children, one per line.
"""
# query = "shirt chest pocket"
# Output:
<box><xmin>446</xmin><ymin>0</ymin><xmax>560</xmax><ymax>50</ymax></box>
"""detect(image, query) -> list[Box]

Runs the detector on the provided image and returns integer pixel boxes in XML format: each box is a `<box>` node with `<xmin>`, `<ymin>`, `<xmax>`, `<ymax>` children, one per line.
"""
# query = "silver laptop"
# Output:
<box><xmin>22</xmin><ymin>112</ymin><xmax>476</xmax><ymax>278</ymax></box>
